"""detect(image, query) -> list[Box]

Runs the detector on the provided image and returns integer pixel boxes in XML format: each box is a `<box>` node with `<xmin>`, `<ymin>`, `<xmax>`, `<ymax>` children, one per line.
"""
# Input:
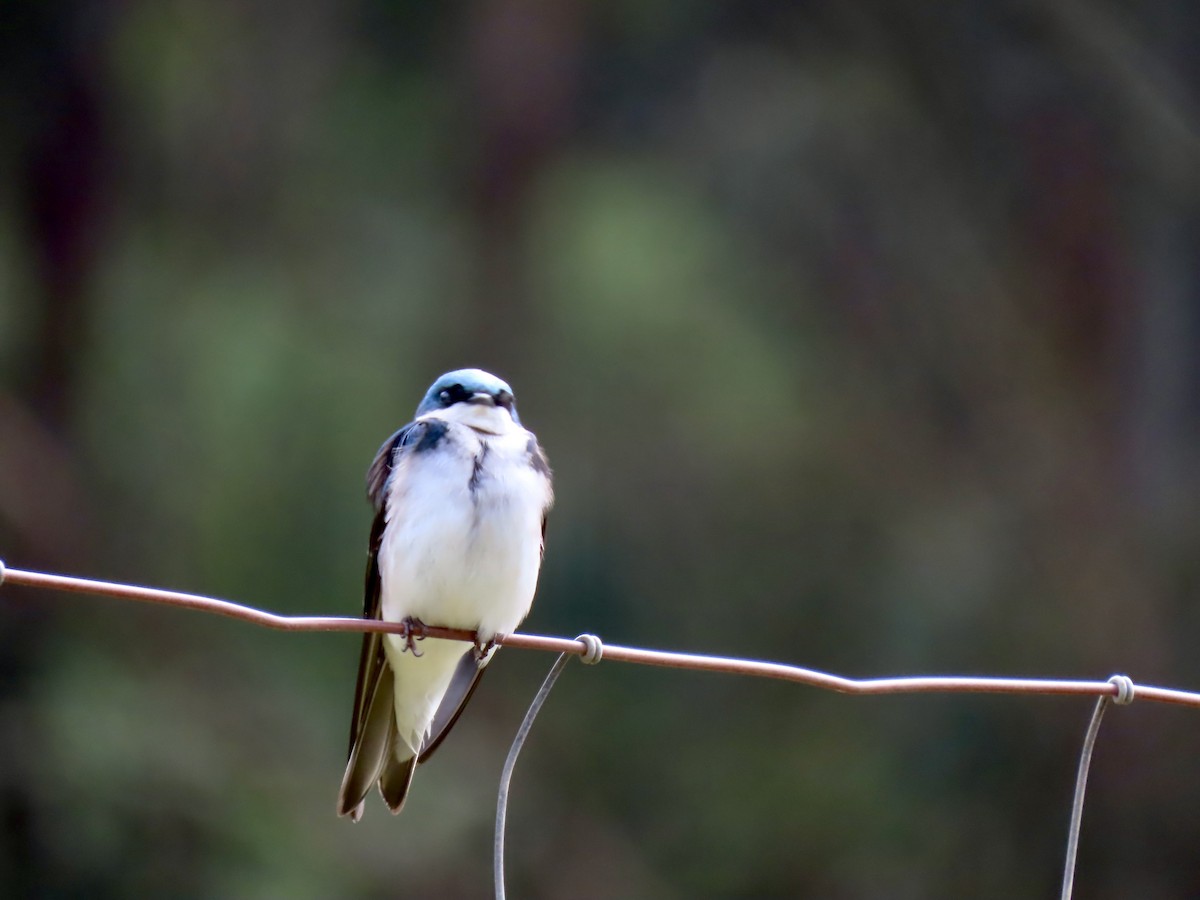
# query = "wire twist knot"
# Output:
<box><xmin>575</xmin><ymin>633</ymin><xmax>603</xmax><ymax>665</ymax></box>
<box><xmin>1108</xmin><ymin>674</ymin><xmax>1135</xmax><ymax>706</ymax></box>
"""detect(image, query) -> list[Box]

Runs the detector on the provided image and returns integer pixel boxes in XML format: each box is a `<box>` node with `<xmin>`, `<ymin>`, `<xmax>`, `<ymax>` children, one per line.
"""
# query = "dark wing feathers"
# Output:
<box><xmin>366</xmin><ymin>425</ymin><xmax>410</xmax><ymax>511</ymax></box>
<box><xmin>347</xmin><ymin>423</ymin><xmax>416</xmax><ymax>759</ymax></box>
<box><xmin>349</xmin><ymin>518</ymin><xmax>384</xmax><ymax>733</ymax></box>
<box><xmin>338</xmin><ymin>429</ymin><xmax>407</xmax><ymax>818</ymax></box>
<box><xmin>336</xmin><ymin>648</ymin><xmax>395</xmax><ymax>820</ymax></box>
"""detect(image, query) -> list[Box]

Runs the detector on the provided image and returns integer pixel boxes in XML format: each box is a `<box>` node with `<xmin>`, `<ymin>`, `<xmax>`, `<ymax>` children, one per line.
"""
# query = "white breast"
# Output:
<box><xmin>378</xmin><ymin>422</ymin><xmax>547</xmax><ymax>636</ymax></box>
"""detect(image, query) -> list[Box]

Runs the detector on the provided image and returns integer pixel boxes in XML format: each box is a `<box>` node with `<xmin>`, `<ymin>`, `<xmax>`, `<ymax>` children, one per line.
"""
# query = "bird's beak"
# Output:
<box><xmin>468</xmin><ymin>392</ymin><xmax>496</xmax><ymax>406</ymax></box>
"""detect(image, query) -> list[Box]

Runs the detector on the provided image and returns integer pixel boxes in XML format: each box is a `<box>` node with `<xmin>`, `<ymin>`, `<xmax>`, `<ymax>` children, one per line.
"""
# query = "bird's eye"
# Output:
<box><xmin>496</xmin><ymin>390</ymin><xmax>514</xmax><ymax>410</ymax></box>
<box><xmin>439</xmin><ymin>384</ymin><xmax>469</xmax><ymax>406</ymax></box>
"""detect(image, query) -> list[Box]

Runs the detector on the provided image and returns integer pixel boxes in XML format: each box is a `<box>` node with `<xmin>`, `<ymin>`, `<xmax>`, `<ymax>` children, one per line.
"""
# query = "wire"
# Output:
<box><xmin>2</xmin><ymin>563</ymin><xmax>1197</xmax><ymax>707</ymax></box>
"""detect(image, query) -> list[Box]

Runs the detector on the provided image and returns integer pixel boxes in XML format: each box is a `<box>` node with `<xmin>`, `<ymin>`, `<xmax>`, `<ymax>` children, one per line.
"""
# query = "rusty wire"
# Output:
<box><xmin>3</xmin><ymin>563</ymin><xmax>1198</xmax><ymax>707</ymax></box>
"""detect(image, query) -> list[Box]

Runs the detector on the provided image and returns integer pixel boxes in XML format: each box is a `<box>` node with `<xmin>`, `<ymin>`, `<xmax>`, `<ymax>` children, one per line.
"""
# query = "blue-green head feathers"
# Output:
<box><xmin>415</xmin><ymin>368</ymin><xmax>519</xmax><ymax>423</ymax></box>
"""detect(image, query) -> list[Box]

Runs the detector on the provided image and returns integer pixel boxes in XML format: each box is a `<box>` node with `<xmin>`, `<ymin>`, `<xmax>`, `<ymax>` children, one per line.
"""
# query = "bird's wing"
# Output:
<box><xmin>336</xmin><ymin>629</ymin><xmax>393</xmax><ymax>820</ymax></box>
<box><xmin>337</xmin><ymin>426</ymin><xmax>410</xmax><ymax>819</ymax></box>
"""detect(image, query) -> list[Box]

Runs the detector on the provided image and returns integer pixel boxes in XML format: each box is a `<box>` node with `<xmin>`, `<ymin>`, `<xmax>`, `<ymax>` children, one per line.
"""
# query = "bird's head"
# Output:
<box><xmin>416</xmin><ymin>368</ymin><xmax>520</xmax><ymax>432</ymax></box>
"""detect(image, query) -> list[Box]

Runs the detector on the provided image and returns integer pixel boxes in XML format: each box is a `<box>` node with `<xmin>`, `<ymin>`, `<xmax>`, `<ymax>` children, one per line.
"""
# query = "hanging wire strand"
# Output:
<box><xmin>494</xmin><ymin>650</ymin><xmax>572</xmax><ymax>900</ymax></box>
<box><xmin>2</xmin><ymin>563</ymin><xmax>1198</xmax><ymax>707</ymax></box>
<box><xmin>1059</xmin><ymin>675</ymin><xmax>1136</xmax><ymax>900</ymax></box>
<box><xmin>494</xmin><ymin>634</ymin><xmax>601</xmax><ymax>900</ymax></box>
<box><xmin>1061</xmin><ymin>695</ymin><xmax>1110</xmax><ymax>900</ymax></box>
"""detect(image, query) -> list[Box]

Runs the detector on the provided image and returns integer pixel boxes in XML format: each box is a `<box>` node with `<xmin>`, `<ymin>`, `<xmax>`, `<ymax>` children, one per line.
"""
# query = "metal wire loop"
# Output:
<box><xmin>1108</xmin><ymin>674</ymin><xmax>1135</xmax><ymax>706</ymax></box>
<box><xmin>575</xmin><ymin>633</ymin><xmax>603</xmax><ymax>665</ymax></box>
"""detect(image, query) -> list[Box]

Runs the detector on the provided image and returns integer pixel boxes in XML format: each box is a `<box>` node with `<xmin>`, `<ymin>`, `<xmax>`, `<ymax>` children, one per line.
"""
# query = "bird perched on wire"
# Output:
<box><xmin>337</xmin><ymin>368</ymin><xmax>553</xmax><ymax>820</ymax></box>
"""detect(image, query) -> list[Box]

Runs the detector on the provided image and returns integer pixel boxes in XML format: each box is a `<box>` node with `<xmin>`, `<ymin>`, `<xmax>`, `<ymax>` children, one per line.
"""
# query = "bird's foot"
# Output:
<box><xmin>399</xmin><ymin>617</ymin><xmax>427</xmax><ymax>657</ymax></box>
<box><xmin>472</xmin><ymin>635</ymin><xmax>496</xmax><ymax>662</ymax></box>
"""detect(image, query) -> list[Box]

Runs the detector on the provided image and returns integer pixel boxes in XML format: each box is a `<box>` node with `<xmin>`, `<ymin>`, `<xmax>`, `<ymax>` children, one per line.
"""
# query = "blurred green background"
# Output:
<box><xmin>3</xmin><ymin>2</ymin><xmax>1200</xmax><ymax>897</ymax></box>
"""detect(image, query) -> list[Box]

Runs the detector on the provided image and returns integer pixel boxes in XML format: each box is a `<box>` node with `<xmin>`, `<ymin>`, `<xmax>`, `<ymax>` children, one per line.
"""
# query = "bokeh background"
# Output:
<box><xmin>3</xmin><ymin>2</ymin><xmax>1200</xmax><ymax>897</ymax></box>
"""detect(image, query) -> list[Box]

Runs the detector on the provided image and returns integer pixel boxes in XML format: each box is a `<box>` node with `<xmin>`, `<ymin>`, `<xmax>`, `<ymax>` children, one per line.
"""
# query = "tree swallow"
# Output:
<box><xmin>337</xmin><ymin>369</ymin><xmax>553</xmax><ymax>819</ymax></box>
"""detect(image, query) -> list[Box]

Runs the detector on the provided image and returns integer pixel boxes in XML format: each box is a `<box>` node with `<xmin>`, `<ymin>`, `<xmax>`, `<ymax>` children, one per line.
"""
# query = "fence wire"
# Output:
<box><xmin>3</xmin><ymin>561</ymin><xmax>1197</xmax><ymax>898</ymax></box>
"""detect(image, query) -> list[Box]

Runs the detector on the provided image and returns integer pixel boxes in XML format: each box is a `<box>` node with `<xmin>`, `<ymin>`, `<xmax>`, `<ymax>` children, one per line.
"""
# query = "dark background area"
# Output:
<box><xmin>2</xmin><ymin>1</ymin><xmax>1200</xmax><ymax>897</ymax></box>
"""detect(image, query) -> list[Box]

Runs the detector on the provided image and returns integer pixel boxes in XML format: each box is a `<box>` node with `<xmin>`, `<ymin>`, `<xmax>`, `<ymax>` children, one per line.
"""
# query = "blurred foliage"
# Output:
<box><xmin>2</xmin><ymin>1</ymin><xmax>1200</xmax><ymax>897</ymax></box>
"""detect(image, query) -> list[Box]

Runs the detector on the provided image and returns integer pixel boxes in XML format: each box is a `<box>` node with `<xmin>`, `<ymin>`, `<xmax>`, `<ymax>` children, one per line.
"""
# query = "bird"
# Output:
<box><xmin>337</xmin><ymin>368</ymin><xmax>553</xmax><ymax>820</ymax></box>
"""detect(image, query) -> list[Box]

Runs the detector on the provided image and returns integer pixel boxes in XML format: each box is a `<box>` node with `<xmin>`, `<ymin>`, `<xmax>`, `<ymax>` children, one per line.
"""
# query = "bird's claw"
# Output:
<box><xmin>472</xmin><ymin>635</ymin><xmax>496</xmax><ymax>662</ymax></box>
<box><xmin>399</xmin><ymin>617</ymin><xmax>427</xmax><ymax>657</ymax></box>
